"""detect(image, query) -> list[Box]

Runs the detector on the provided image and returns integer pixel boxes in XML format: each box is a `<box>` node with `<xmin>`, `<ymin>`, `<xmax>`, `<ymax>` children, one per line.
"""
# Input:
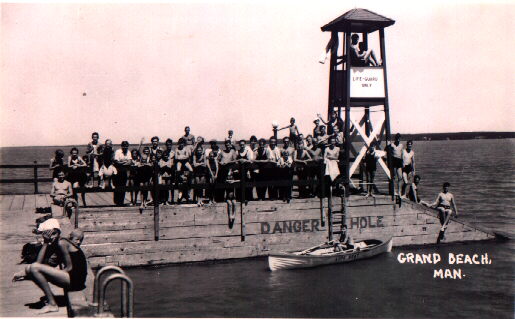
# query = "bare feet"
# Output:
<box><xmin>38</xmin><ymin>304</ymin><xmax>59</xmax><ymax>314</ymax></box>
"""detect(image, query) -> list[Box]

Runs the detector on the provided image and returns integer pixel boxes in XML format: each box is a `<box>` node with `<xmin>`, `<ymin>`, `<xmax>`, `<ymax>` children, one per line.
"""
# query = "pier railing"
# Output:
<box><xmin>0</xmin><ymin>162</ymin><xmax>52</xmax><ymax>194</ymax></box>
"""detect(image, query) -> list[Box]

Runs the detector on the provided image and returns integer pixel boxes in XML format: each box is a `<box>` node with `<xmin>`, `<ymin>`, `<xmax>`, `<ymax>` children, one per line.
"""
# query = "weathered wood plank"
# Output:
<box><xmin>22</xmin><ymin>194</ymin><xmax>37</xmax><ymax>211</ymax></box>
<box><xmin>9</xmin><ymin>195</ymin><xmax>25</xmax><ymax>211</ymax></box>
<box><xmin>35</xmin><ymin>194</ymin><xmax>48</xmax><ymax>208</ymax></box>
<box><xmin>0</xmin><ymin>195</ymin><xmax>14</xmax><ymax>211</ymax></box>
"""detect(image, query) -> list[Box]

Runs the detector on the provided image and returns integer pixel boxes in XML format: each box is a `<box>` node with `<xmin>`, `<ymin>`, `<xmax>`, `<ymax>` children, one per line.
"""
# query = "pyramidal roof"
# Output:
<box><xmin>321</xmin><ymin>8</ymin><xmax>395</xmax><ymax>33</ymax></box>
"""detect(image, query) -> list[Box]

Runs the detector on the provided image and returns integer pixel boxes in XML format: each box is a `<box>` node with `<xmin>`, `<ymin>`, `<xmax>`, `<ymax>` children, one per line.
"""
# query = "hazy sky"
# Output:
<box><xmin>1</xmin><ymin>1</ymin><xmax>514</xmax><ymax>147</ymax></box>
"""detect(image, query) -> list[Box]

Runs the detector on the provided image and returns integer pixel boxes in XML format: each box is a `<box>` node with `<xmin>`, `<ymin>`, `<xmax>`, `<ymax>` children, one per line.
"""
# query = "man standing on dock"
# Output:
<box><xmin>113</xmin><ymin>141</ymin><xmax>133</xmax><ymax>206</ymax></box>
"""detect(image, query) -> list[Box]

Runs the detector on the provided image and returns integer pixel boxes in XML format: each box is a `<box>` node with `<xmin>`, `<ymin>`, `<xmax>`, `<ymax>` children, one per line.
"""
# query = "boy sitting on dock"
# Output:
<box><xmin>50</xmin><ymin>170</ymin><xmax>73</xmax><ymax>206</ymax></box>
<box><xmin>430</xmin><ymin>182</ymin><xmax>458</xmax><ymax>226</ymax></box>
<box><xmin>12</xmin><ymin>229</ymin><xmax>88</xmax><ymax>314</ymax></box>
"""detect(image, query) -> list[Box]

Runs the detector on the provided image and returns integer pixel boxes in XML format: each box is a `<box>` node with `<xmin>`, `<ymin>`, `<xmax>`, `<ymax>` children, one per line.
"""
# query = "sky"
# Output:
<box><xmin>1</xmin><ymin>0</ymin><xmax>514</xmax><ymax>147</ymax></box>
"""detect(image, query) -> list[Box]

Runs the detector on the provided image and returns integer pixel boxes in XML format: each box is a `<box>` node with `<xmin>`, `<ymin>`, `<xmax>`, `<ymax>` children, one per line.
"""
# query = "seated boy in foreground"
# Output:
<box><xmin>12</xmin><ymin>229</ymin><xmax>88</xmax><ymax>314</ymax></box>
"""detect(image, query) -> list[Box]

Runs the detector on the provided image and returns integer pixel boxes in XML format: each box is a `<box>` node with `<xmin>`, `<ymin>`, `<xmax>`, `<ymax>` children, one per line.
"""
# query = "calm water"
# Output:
<box><xmin>1</xmin><ymin>139</ymin><xmax>514</xmax><ymax>318</ymax></box>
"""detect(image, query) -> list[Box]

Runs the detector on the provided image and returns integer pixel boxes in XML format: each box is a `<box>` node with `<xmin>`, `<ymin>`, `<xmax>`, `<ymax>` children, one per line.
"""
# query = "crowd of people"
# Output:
<box><xmin>47</xmin><ymin>113</ymin><xmax>448</xmax><ymax>215</ymax></box>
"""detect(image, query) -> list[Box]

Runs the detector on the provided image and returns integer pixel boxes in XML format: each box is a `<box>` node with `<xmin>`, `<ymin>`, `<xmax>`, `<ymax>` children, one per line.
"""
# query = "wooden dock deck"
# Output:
<box><xmin>0</xmin><ymin>192</ymin><xmax>131</xmax><ymax>212</ymax></box>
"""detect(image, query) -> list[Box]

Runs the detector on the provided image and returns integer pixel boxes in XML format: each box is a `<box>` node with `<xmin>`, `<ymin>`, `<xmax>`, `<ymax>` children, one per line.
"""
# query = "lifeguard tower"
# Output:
<box><xmin>321</xmin><ymin>8</ymin><xmax>395</xmax><ymax>197</ymax></box>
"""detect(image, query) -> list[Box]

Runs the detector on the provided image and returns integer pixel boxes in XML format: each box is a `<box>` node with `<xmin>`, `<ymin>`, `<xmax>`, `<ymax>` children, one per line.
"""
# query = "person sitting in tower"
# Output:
<box><xmin>350</xmin><ymin>34</ymin><xmax>381</xmax><ymax>66</ymax></box>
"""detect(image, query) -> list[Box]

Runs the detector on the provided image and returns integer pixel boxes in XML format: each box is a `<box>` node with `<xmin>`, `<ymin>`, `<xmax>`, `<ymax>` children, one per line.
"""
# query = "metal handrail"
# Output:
<box><xmin>92</xmin><ymin>266</ymin><xmax>126</xmax><ymax>307</ymax></box>
<box><xmin>97</xmin><ymin>273</ymin><xmax>134</xmax><ymax>318</ymax></box>
<box><xmin>63</xmin><ymin>198</ymin><xmax>79</xmax><ymax>227</ymax></box>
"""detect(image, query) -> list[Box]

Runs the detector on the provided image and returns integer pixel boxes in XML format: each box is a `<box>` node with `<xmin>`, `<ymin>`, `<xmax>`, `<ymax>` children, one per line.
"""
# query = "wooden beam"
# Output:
<box><xmin>379</xmin><ymin>29</ymin><xmax>395</xmax><ymax>198</ymax></box>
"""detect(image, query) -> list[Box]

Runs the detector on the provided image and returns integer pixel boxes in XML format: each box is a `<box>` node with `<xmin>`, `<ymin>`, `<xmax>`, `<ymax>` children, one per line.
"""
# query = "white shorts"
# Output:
<box><xmin>99</xmin><ymin>165</ymin><xmax>117</xmax><ymax>177</ymax></box>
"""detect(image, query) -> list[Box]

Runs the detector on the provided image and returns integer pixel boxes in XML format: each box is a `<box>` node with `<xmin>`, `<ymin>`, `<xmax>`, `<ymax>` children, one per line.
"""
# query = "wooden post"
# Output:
<box><xmin>327</xmin><ymin>31</ymin><xmax>338</xmax><ymax>120</ymax></box>
<box><xmin>33</xmin><ymin>161</ymin><xmax>38</xmax><ymax>194</ymax></box>
<box><xmin>379</xmin><ymin>28</ymin><xmax>395</xmax><ymax>200</ymax></box>
<box><xmin>344</xmin><ymin>30</ymin><xmax>352</xmax><ymax>197</ymax></box>
<box><xmin>327</xmin><ymin>182</ymin><xmax>333</xmax><ymax>241</ymax></box>
<box><xmin>319</xmin><ymin>163</ymin><xmax>325</xmax><ymax>227</ymax></box>
<box><xmin>240</xmin><ymin>163</ymin><xmax>246</xmax><ymax>241</ymax></box>
<box><xmin>153</xmin><ymin>162</ymin><xmax>160</xmax><ymax>241</ymax></box>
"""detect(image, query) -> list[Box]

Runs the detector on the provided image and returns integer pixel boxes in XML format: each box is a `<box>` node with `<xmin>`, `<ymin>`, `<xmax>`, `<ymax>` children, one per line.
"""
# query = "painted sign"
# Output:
<box><xmin>260</xmin><ymin>219</ymin><xmax>322</xmax><ymax>234</ymax></box>
<box><xmin>348</xmin><ymin>216</ymin><xmax>385</xmax><ymax>229</ymax></box>
<box><xmin>350</xmin><ymin>67</ymin><xmax>385</xmax><ymax>98</ymax></box>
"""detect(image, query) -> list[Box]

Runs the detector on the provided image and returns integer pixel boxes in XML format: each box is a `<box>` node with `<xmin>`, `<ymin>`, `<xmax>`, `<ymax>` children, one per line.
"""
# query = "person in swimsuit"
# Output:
<box><xmin>192</xmin><ymin>145</ymin><xmax>208</xmax><ymax>205</ymax></box>
<box><xmin>162</xmin><ymin>139</ymin><xmax>175</xmax><ymax>205</ymax></box>
<box><xmin>265</xmin><ymin>137</ymin><xmax>282</xmax><ymax>200</ymax></box>
<box><xmin>128</xmin><ymin>149</ymin><xmax>141</xmax><ymax>206</ymax></box>
<box><xmin>149</xmin><ymin>136</ymin><xmax>162</xmax><ymax>156</ymax></box>
<box><xmin>234</xmin><ymin>139</ymin><xmax>254</xmax><ymax>202</ymax></box>
<box><xmin>50</xmin><ymin>149</ymin><xmax>66</xmax><ymax>182</ymax></box>
<box><xmin>253</xmin><ymin>138</ymin><xmax>269</xmax><ymax>201</ymax></box>
<box><xmin>278</xmin><ymin>117</ymin><xmax>300</xmax><ymax>144</ymax></box>
<box><xmin>67</xmin><ymin>147</ymin><xmax>88</xmax><ymax>206</ymax></box>
<box><xmin>182</xmin><ymin>126</ymin><xmax>196</xmax><ymax>148</ymax></box>
<box><xmin>318</xmin><ymin>111</ymin><xmax>343</xmax><ymax>135</ymax></box>
<box><xmin>206</xmin><ymin>146</ymin><xmax>219</xmax><ymax>203</ymax></box>
<box><xmin>278</xmin><ymin>150</ymin><xmax>294</xmax><ymax>202</ymax></box>
<box><xmin>431</xmin><ymin>182</ymin><xmax>458</xmax><ymax>226</ymax></box>
<box><xmin>324</xmin><ymin>136</ymin><xmax>340</xmax><ymax>183</ymax></box>
<box><xmin>281</xmin><ymin>137</ymin><xmax>295</xmax><ymax>158</ymax></box>
<box><xmin>113</xmin><ymin>141</ymin><xmax>133</xmax><ymax>206</ymax></box>
<box><xmin>175</xmin><ymin>138</ymin><xmax>193</xmax><ymax>173</ymax></box>
<box><xmin>334</xmin><ymin>225</ymin><xmax>355</xmax><ymax>252</ymax></box>
<box><xmin>363</xmin><ymin>142</ymin><xmax>387</xmax><ymax>197</ymax></box>
<box><xmin>315</xmin><ymin>125</ymin><xmax>329</xmax><ymax>147</ymax></box>
<box><xmin>50</xmin><ymin>170</ymin><xmax>73</xmax><ymax>206</ymax></box>
<box><xmin>138</xmin><ymin>147</ymin><xmax>153</xmax><ymax>207</ymax></box>
<box><xmin>293</xmin><ymin>139</ymin><xmax>312</xmax><ymax>198</ymax></box>
<box><xmin>12</xmin><ymin>229</ymin><xmax>87</xmax><ymax>314</ymax></box>
<box><xmin>86</xmin><ymin>132</ymin><xmax>100</xmax><ymax>188</ymax></box>
<box><xmin>401</xmin><ymin>140</ymin><xmax>416</xmax><ymax>198</ymax></box>
<box><xmin>98</xmin><ymin>139</ymin><xmax>117</xmax><ymax>189</ymax></box>
<box><xmin>216</xmin><ymin>140</ymin><xmax>237</xmax><ymax>201</ymax></box>
<box><xmin>389</xmin><ymin>133</ymin><xmax>404</xmax><ymax>196</ymax></box>
<box><xmin>313</xmin><ymin>119</ymin><xmax>323</xmax><ymax>139</ymax></box>
<box><xmin>350</xmin><ymin>33</ymin><xmax>381</xmax><ymax>66</ymax></box>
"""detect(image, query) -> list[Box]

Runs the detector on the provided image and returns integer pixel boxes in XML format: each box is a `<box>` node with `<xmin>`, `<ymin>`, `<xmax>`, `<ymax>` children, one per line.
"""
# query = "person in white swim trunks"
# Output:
<box><xmin>431</xmin><ymin>182</ymin><xmax>459</xmax><ymax>226</ymax></box>
<box><xmin>401</xmin><ymin>140</ymin><xmax>415</xmax><ymax>197</ymax></box>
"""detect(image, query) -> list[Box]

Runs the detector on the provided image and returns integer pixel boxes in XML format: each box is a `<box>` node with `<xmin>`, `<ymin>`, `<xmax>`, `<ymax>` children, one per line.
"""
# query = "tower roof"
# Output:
<box><xmin>321</xmin><ymin>8</ymin><xmax>395</xmax><ymax>33</ymax></box>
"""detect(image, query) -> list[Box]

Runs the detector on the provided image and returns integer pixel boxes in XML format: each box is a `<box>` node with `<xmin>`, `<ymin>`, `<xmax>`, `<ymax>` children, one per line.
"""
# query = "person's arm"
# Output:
<box><xmin>451</xmin><ymin>195</ymin><xmax>458</xmax><ymax>217</ymax></box>
<box><xmin>317</xmin><ymin>114</ymin><xmax>329</xmax><ymax>125</ymax></box>
<box><xmin>58</xmin><ymin>240</ymin><xmax>73</xmax><ymax>273</ymax></box>
<box><xmin>78</xmin><ymin>157</ymin><xmax>87</xmax><ymax>167</ymax></box>
<box><xmin>36</xmin><ymin>239</ymin><xmax>51</xmax><ymax>264</ymax></box>
<box><xmin>294</xmin><ymin>125</ymin><xmax>300</xmax><ymax>135</ymax></box>
<box><xmin>66</xmin><ymin>182</ymin><xmax>73</xmax><ymax>197</ymax></box>
<box><xmin>50</xmin><ymin>183</ymin><xmax>56</xmax><ymax>198</ymax></box>
<box><xmin>430</xmin><ymin>194</ymin><xmax>442</xmax><ymax>208</ymax></box>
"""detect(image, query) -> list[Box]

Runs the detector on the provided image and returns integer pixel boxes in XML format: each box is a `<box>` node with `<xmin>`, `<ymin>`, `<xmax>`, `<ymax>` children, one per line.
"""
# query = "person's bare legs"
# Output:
<box><xmin>26</xmin><ymin>263</ymin><xmax>70</xmax><ymax>313</ymax></box>
<box><xmin>364</xmin><ymin>50</ymin><xmax>381</xmax><ymax>66</ymax></box>
<box><xmin>395</xmin><ymin>167</ymin><xmax>403</xmax><ymax>196</ymax></box>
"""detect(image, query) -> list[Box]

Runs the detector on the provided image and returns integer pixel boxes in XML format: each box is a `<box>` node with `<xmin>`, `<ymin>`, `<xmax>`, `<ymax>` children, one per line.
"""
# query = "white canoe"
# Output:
<box><xmin>268</xmin><ymin>237</ymin><xmax>393</xmax><ymax>271</ymax></box>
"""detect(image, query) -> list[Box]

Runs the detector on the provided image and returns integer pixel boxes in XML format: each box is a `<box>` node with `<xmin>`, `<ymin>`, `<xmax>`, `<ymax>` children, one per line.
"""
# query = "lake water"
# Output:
<box><xmin>1</xmin><ymin>139</ymin><xmax>514</xmax><ymax>318</ymax></box>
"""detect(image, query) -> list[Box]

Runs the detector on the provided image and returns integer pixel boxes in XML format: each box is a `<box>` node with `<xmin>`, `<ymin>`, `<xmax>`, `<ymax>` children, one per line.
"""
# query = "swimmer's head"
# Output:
<box><xmin>69</xmin><ymin>229</ymin><xmax>84</xmax><ymax>246</ymax></box>
<box><xmin>351</xmin><ymin>34</ymin><xmax>360</xmax><ymax>43</ymax></box>
<box><xmin>165</xmin><ymin>138</ymin><xmax>173</xmax><ymax>147</ymax></box>
<box><xmin>121</xmin><ymin>141</ymin><xmax>129</xmax><ymax>150</ymax></box>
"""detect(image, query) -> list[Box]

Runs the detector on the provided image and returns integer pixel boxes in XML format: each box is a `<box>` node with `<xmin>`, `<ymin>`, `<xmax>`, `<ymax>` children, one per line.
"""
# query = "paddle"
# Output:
<box><xmin>298</xmin><ymin>240</ymin><xmax>336</xmax><ymax>255</ymax></box>
<box><xmin>436</xmin><ymin>211</ymin><xmax>453</xmax><ymax>244</ymax></box>
<box><xmin>137</xmin><ymin>137</ymin><xmax>145</xmax><ymax>153</ymax></box>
